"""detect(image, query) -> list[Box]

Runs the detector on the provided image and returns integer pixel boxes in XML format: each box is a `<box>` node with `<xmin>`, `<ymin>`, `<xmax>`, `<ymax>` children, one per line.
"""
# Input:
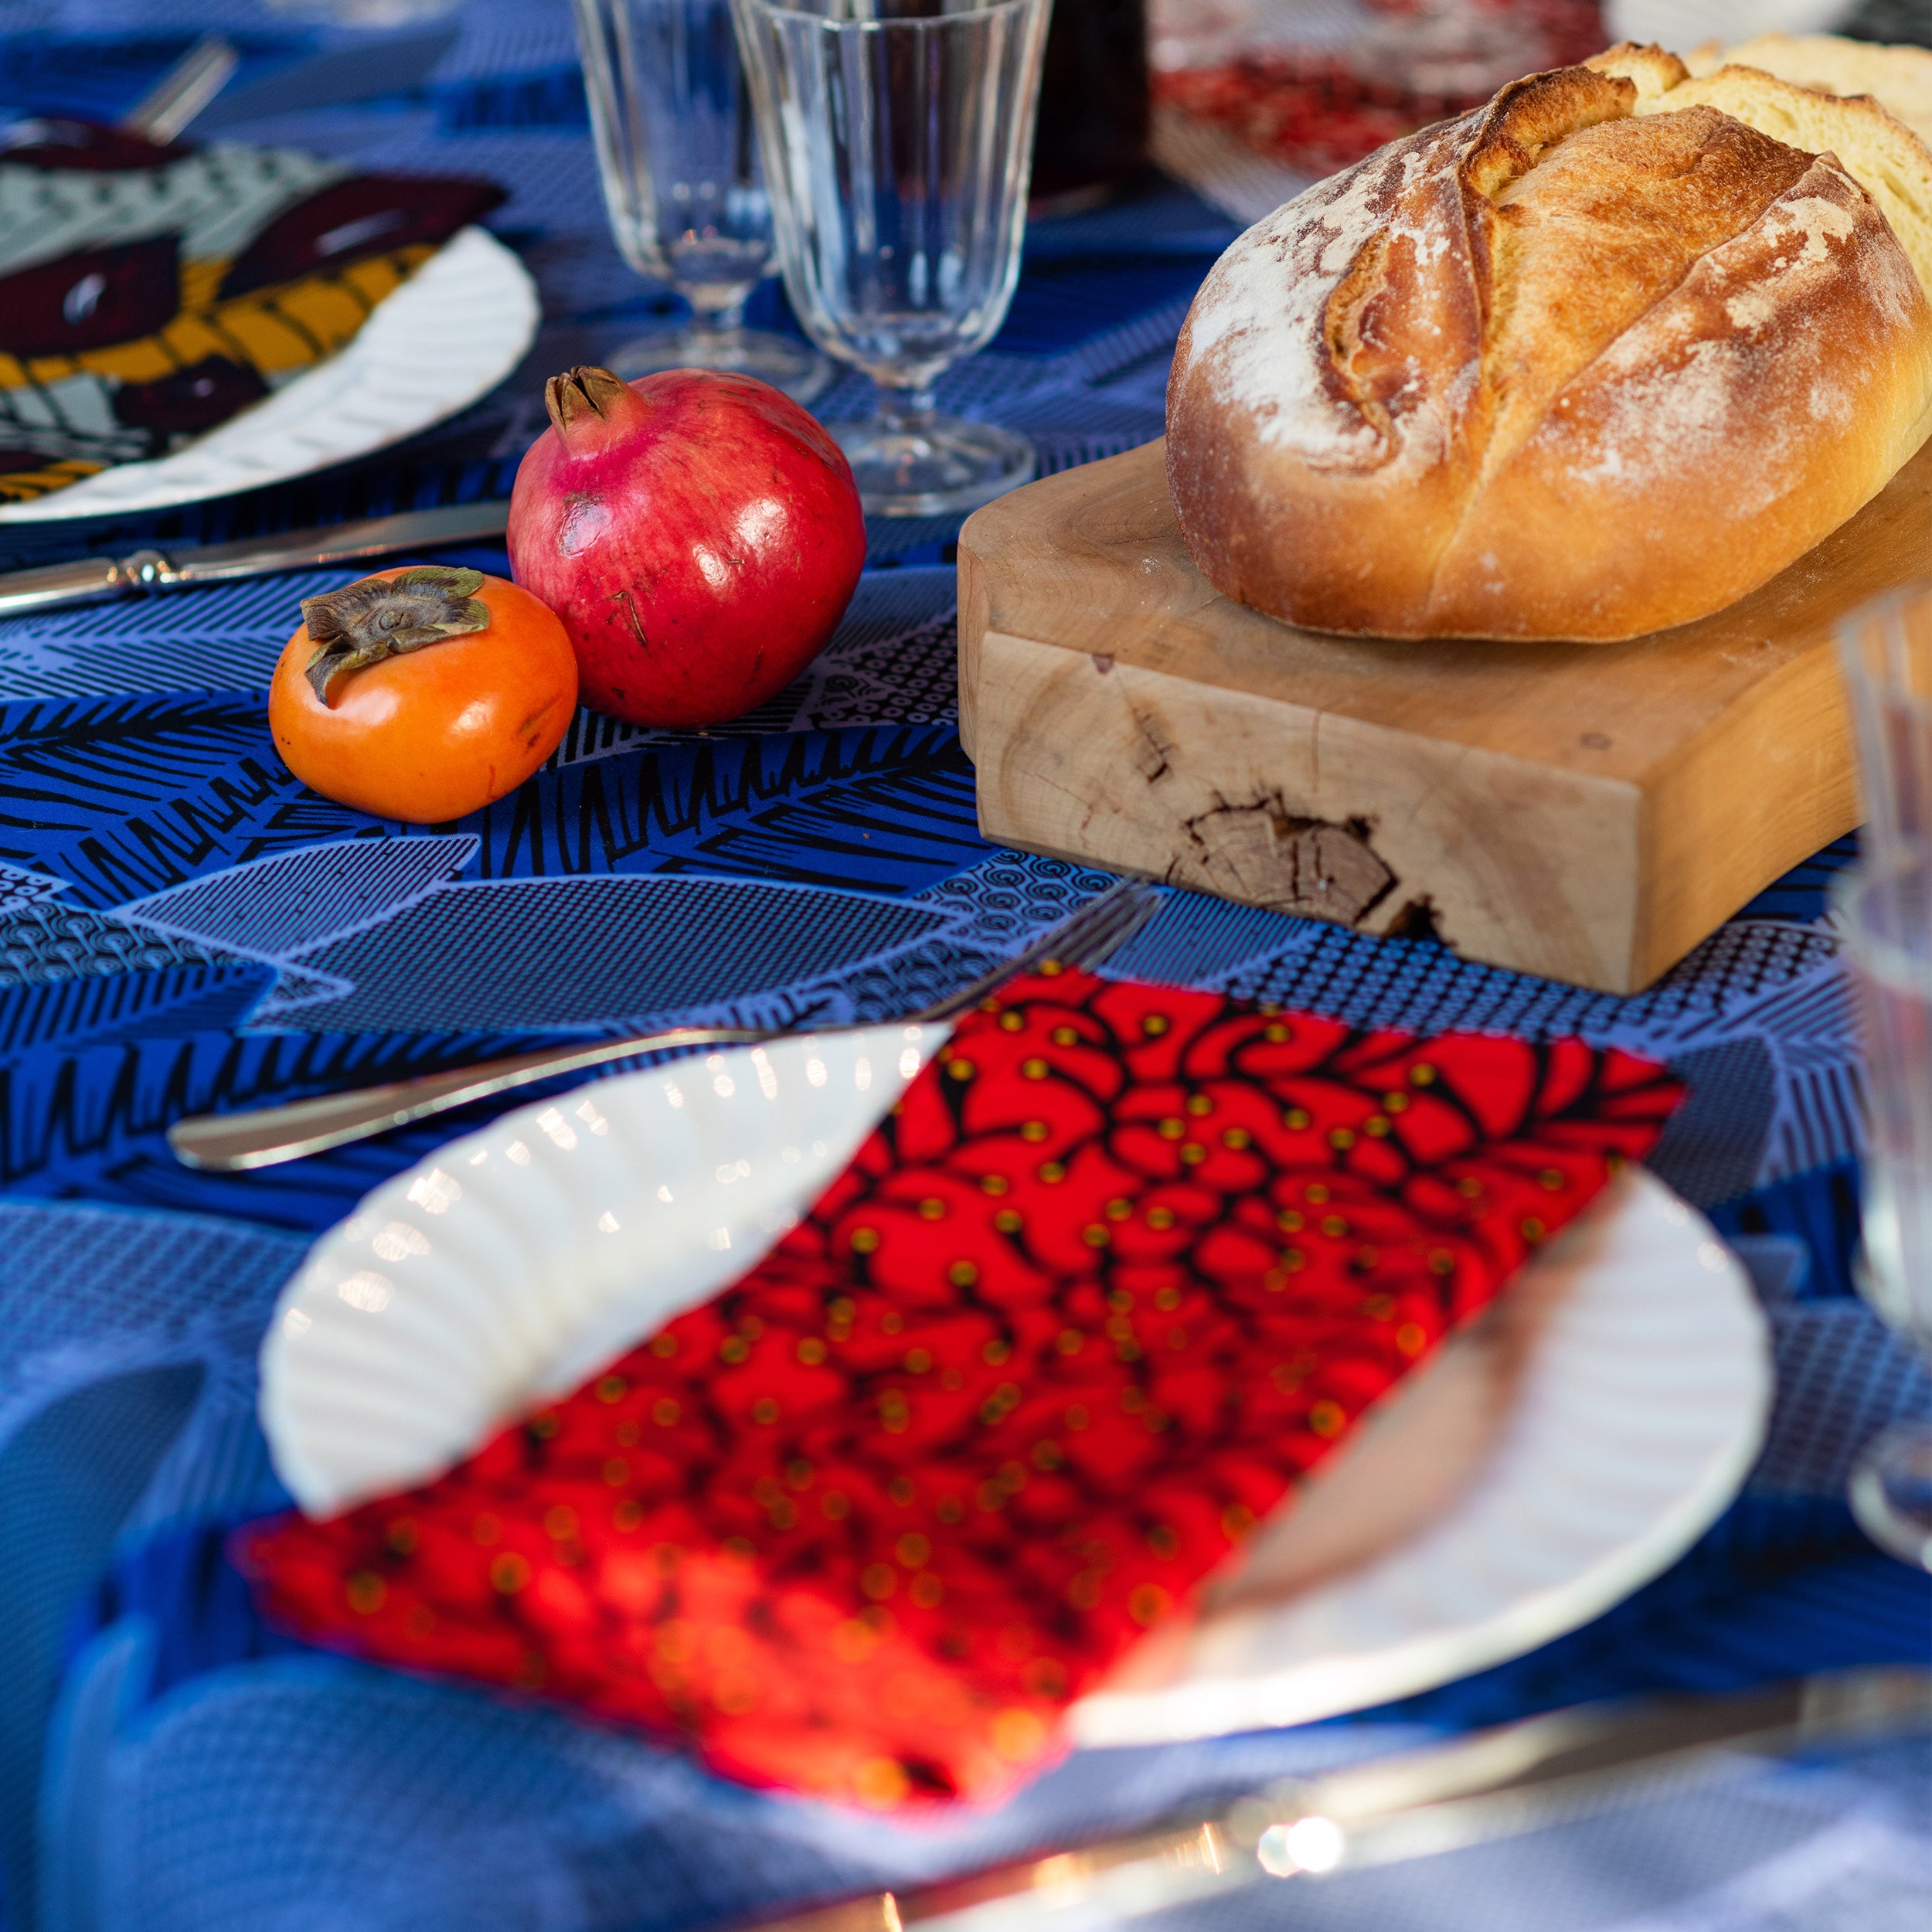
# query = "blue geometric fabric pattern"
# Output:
<box><xmin>1</xmin><ymin>3</ymin><xmax>1928</xmax><ymax>1930</ymax></box>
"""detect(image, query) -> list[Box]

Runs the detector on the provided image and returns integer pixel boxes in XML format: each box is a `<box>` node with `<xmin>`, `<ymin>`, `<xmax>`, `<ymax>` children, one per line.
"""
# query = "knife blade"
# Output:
<box><xmin>739</xmin><ymin>1668</ymin><xmax>1932</xmax><ymax>1932</ymax></box>
<box><xmin>0</xmin><ymin>500</ymin><xmax>512</xmax><ymax>620</ymax></box>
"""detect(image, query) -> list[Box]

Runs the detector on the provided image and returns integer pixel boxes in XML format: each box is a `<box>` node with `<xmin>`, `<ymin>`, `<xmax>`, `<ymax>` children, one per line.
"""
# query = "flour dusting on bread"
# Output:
<box><xmin>1183</xmin><ymin>128</ymin><xmax>1464</xmax><ymax>465</ymax></box>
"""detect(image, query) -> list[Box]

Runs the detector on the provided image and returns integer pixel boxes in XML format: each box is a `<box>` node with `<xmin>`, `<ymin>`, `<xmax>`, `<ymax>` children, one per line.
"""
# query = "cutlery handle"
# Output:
<box><xmin>167</xmin><ymin>1026</ymin><xmax>767</xmax><ymax>1172</ymax></box>
<box><xmin>0</xmin><ymin>504</ymin><xmax>513</xmax><ymax>619</ymax></box>
<box><xmin>0</xmin><ymin>554</ymin><xmax>151</xmax><ymax>617</ymax></box>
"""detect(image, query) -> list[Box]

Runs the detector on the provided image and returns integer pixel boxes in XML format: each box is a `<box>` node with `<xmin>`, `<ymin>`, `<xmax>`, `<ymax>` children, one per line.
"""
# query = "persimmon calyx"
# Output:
<box><xmin>301</xmin><ymin>566</ymin><xmax>491</xmax><ymax>702</ymax></box>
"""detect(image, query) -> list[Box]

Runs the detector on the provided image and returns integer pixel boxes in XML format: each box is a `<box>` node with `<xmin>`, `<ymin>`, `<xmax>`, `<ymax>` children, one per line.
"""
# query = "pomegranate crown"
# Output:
<box><xmin>543</xmin><ymin>365</ymin><xmax>633</xmax><ymax>438</ymax></box>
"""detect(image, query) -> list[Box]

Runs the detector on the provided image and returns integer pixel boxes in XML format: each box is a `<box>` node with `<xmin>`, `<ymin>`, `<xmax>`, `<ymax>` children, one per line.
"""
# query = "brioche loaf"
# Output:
<box><xmin>1166</xmin><ymin>54</ymin><xmax>1932</xmax><ymax>641</ymax></box>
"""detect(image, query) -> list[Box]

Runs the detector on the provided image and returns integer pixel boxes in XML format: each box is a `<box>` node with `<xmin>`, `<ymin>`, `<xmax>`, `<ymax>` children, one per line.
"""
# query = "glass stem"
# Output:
<box><xmin>877</xmin><ymin>385</ymin><xmax>937</xmax><ymax>437</ymax></box>
<box><xmin>685</xmin><ymin>294</ymin><xmax>748</xmax><ymax>355</ymax></box>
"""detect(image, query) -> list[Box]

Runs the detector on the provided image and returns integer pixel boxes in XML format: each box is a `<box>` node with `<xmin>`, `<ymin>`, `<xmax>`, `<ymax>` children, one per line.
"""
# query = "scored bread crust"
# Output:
<box><xmin>1166</xmin><ymin>60</ymin><xmax>1932</xmax><ymax>641</ymax></box>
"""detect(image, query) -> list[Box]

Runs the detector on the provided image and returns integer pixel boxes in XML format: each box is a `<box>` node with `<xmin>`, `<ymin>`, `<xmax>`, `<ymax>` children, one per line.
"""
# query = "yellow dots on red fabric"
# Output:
<box><xmin>241</xmin><ymin>965</ymin><xmax>1683</xmax><ymax>1814</ymax></box>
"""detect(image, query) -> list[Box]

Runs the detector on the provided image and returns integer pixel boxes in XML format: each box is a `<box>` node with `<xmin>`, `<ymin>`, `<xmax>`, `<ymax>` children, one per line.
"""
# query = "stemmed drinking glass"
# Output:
<box><xmin>571</xmin><ymin>0</ymin><xmax>831</xmax><ymax>401</ymax></box>
<box><xmin>1835</xmin><ymin>587</ymin><xmax>1932</xmax><ymax>1569</ymax></box>
<box><xmin>731</xmin><ymin>0</ymin><xmax>1052</xmax><ymax>515</ymax></box>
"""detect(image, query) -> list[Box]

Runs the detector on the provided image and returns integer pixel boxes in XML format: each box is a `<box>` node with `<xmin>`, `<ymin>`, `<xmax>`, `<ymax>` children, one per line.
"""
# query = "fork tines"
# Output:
<box><xmin>920</xmin><ymin>879</ymin><xmax>1162</xmax><ymax>1022</ymax></box>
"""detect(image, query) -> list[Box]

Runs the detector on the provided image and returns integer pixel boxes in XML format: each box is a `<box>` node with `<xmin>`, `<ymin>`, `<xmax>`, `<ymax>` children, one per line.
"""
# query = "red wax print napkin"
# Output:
<box><xmin>239</xmin><ymin>968</ymin><xmax>1680</xmax><ymax>1807</ymax></box>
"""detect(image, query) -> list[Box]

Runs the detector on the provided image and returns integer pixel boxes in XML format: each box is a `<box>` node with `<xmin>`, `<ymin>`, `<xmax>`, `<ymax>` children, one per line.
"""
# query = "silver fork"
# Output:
<box><xmin>168</xmin><ymin>880</ymin><xmax>1162</xmax><ymax>1172</ymax></box>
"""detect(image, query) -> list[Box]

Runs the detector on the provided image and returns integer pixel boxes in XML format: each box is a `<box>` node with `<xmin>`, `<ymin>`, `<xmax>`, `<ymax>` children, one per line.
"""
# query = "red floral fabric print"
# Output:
<box><xmin>239</xmin><ymin>970</ymin><xmax>1681</xmax><ymax>1808</ymax></box>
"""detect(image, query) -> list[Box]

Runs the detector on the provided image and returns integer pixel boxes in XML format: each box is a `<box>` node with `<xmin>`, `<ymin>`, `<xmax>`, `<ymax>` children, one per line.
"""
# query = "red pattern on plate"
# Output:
<box><xmin>239</xmin><ymin>969</ymin><xmax>1679</xmax><ymax>1808</ymax></box>
<box><xmin>1157</xmin><ymin>2</ymin><xmax>1607</xmax><ymax>178</ymax></box>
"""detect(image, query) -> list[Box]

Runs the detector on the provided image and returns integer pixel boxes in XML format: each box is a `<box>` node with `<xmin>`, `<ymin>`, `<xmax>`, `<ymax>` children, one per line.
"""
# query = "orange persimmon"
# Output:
<box><xmin>268</xmin><ymin>565</ymin><xmax>577</xmax><ymax>823</ymax></box>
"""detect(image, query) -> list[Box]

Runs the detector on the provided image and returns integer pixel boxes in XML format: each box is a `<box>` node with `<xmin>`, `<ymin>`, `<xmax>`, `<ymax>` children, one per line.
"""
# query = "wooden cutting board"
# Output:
<box><xmin>955</xmin><ymin>437</ymin><xmax>1913</xmax><ymax>995</ymax></box>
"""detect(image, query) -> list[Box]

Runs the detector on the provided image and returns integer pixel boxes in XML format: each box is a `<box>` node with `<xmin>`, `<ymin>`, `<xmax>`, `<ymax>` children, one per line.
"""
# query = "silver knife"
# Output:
<box><xmin>119</xmin><ymin>34</ymin><xmax>240</xmax><ymax>143</ymax></box>
<box><xmin>0</xmin><ymin>501</ymin><xmax>511</xmax><ymax>620</ymax></box>
<box><xmin>739</xmin><ymin>1668</ymin><xmax>1932</xmax><ymax>1932</ymax></box>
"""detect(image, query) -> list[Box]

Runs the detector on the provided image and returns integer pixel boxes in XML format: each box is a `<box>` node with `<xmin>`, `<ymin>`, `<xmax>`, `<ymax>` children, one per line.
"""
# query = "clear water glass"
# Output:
<box><xmin>731</xmin><ymin>0</ymin><xmax>1051</xmax><ymax>515</ymax></box>
<box><xmin>1835</xmin><ymin>853</ymin><xmax>1932</xmax><ymax>1570</ymax></box>
<box><xmin>1838</xmin><ymin>583</ymin><xmax>1932</xmax><ymax>859</ymax></box>
<box><xmin>571</xmin><ymin>0</ymin><xmax>831</xmax><ymax>401</ymax></box>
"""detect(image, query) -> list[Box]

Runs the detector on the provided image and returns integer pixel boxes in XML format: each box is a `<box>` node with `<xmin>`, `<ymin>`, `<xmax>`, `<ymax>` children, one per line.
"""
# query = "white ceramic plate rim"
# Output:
<box><xmin>0</xmin><ymin>226</ymin><xmax>538</xmax><ymax>522</ymax></box>
<box><xmin>263</xmin><ymin>1043</ymin><xmax>1771</xmax><ymax>1740</ymax></box>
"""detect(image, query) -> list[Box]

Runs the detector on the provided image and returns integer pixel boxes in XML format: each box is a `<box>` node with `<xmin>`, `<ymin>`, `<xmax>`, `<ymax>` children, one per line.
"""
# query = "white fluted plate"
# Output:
<box><xmin>0</xmin><ymin>226</ymin><xmax>538</xmax><ymax>522</ymax></box>
<box><xmin>261</xmin><ymin>1038</ymin><xmax>1770</xmax><ymax>1739</ymax></box>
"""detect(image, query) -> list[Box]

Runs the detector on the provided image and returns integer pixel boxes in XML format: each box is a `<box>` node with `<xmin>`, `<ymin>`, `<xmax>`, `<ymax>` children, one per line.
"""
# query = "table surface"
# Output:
<box><xmin>0</xmin><ymin>7</ymin><xmax>1928</xmax><ymax>1932</ymax></box>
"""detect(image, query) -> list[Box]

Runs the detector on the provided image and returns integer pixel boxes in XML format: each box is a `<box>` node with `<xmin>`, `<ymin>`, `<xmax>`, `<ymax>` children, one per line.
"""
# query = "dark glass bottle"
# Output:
<box><xmin>1029</xmin><ymin>0</ymin><xmax>1150</xmax><ymax>213</ymax></box>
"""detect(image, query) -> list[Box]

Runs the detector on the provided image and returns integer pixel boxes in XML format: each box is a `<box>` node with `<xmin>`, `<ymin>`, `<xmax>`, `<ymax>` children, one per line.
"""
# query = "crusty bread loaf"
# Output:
<box><xmin>1166</xmin><ymin>60</ymin><xmax>1932</xmax><ymax>642</ymax></box>
<box><xmin>1688</xmin><ymin>31</ymin><xmax>1932</xmax><ymax>147</ymax></box>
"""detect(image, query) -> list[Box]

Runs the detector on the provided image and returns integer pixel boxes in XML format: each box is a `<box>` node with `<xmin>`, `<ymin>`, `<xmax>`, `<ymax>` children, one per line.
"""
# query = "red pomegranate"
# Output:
<box><xmin>507</xmin><ymin>366</ymin><xmax>866</xmax><ymax>727</ymax></box>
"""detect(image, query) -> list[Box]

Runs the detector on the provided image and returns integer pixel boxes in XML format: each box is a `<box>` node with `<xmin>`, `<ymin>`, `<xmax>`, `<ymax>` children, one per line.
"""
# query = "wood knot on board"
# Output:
<box><xmin>1179</xmin><ymin>798</ymin><xmax>1396</xmax><ymax>924</ymax></box>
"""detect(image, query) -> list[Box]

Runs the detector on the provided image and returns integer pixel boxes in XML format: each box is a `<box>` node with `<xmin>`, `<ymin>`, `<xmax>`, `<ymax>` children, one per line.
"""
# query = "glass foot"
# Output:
<box><xmin>1849</xmin><ymin>1419</ymin><xmax>1932</xmax><ymax>1569</ymax></box>
<box><xmin>607</xmin><ymin>326</ymin><xmax>831</xmax><ymax>406</ymax></box>
<box><xmin>831</xmin><ymin>413</ymin><xmax>1036</xmax><ymax>518</ymax></box>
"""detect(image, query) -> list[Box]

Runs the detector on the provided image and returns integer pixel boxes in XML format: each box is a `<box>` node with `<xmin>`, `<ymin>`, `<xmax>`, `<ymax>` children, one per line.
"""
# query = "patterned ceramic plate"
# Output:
<box><xmin>260</xmin><ymin>1029</ymin><xmax>1770</xmax><ymax>1739</ymax></box>
<box><xmin>0</xmin><ymin>226</ymin><xmax>537</xmax><ymax>523</ymax></box>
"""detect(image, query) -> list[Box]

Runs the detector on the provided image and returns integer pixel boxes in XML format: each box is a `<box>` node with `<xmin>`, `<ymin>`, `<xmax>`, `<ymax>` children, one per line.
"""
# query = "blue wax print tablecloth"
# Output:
<box><xmin>0</xmin><ymin>5</ymin><xmax>1929</xmax><ymax>1930</ymax></box>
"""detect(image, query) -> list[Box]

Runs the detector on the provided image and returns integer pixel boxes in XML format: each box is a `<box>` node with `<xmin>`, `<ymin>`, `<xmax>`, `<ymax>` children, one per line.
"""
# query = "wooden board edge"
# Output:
<box><xmin>971</xmin><ymin>628</ymin><xmax>1655</xmax><ymax>994</ymax></box>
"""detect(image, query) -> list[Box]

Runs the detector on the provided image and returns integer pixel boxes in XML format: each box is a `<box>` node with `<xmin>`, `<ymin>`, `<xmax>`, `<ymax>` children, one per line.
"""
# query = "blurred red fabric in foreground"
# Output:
<box><xmin>240</xmin><ymin>967</ymin><xmax>1679</xmax><ymax>1808</ymax></box>
<box><xmin>1158</xmin><ymin>1</ymin><xmax>1608</xmax><ymax>176</ymax></box>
